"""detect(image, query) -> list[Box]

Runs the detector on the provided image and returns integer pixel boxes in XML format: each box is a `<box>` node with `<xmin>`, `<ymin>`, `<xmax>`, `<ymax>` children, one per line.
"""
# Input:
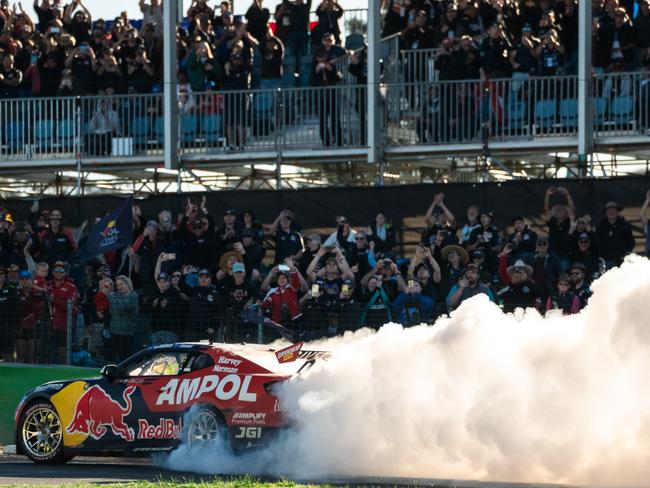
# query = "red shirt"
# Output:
<box><xmin>47</xmin><ymin>279</ymin><xmax>79</xmax><ymax>332</ymax></box>
<box><xmin>261</xmin><ymin>272</ymin><xmax>301</xmax><ymax>323</ymax></box>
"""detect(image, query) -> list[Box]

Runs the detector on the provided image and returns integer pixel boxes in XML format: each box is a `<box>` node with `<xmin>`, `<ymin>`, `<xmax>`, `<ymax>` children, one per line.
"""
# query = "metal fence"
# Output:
<box><xmin>399</xmin><ymin>48</ymin><xmax>442</xmax><ymax>84</ymax></box>
<box><xmin>384</xmin><ymin>75</ymin><xmax>580</xmax><ymax>146</ymax></box>
<box><xmin>0</xmin><ymin>85</ymin><xmax>367</xmax><ymax>162</ymax></box>
<box><xmin>592</xmin><ymin>70</ymin><xmax>650</xmax><ymax>137</ymax></box>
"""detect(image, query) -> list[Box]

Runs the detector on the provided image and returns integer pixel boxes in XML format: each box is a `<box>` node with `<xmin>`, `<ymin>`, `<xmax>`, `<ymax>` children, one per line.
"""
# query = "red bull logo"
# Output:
<box><xmin>66</xmin><ymin>385</ymin><xmax>136</xmax><ymax>442</ymax></box>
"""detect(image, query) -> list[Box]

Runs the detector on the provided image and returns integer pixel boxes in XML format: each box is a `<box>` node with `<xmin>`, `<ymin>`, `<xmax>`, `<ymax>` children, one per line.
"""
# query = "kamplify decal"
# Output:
<box><xmin>138</xmin><ymin>419</ymin><xmax>183</xmax><ymax>440</ymax></box>
<box><xmin>275</xmin><ymin>342</ymin><xmax>304</xmax><ymax>363</ymax></box>
<box><xmin>156</xmin><ymin>375</ymin><xmax>257</xmax><ymax>405</ymax></box>
<box><xmin>66</xmin><ymin>385</ymin><xmax>136</xmax><ymax>441</ymax></box>
<box><xmin>231</xmin><ymin>412</ymin><xmax>267</xmax><ymax>426</ymax></box>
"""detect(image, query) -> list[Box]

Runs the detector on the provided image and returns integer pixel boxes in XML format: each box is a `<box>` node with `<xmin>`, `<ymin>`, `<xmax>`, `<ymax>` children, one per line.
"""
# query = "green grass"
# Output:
<box><xmin>0</xmin><ymin>477</ymin><xmax>336</xmax><ymax>488</ymax></box>
<box><xmin>0</xmin><ymin>363</ymin><xmax>99</xmax><ymax>445</ymax></box>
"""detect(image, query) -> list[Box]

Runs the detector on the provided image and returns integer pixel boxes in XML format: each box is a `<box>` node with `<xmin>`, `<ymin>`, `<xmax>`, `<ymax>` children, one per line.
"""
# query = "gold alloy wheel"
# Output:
<box><xmin>21</xmin><ymin>404</ymin><xmax>63</xmax><ymax>460</ymax></box>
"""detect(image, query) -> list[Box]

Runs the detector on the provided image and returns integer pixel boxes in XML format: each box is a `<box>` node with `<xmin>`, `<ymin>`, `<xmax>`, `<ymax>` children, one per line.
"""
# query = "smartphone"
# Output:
<box><xmin>278</xmin><ymin>264</ymin><xmax>290</xmax><ymax>272</ymax></box>
<box><xmin>51</xmin><ymin>27</ymin><xmax>61</xmax><ymax>34</ymax></box>
<box><xmin>311</xmin><ymin>284</ymin><xmax>319</xmax><ymax>297</ymax></box>
<box><xmin>341</xmin><ymin>284</ymin><xmax>349</xmax><ymax>295</ymax></box>
<box><xmin>30</xmin><ymin>53</ymin><xmax>39</xmax><ymax>65</ymax></box>
<box><xmin>408</xmin><ymin>280</ymin><xmax>414</xmax><ymax>288</ymax></box>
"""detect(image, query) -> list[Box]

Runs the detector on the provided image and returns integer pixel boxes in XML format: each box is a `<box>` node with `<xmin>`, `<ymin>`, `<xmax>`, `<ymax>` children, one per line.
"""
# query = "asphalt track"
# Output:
<box><xmin>0</xmin><ymin>453</ymin><xmax>585</xmax><ymax>488</ymax></box>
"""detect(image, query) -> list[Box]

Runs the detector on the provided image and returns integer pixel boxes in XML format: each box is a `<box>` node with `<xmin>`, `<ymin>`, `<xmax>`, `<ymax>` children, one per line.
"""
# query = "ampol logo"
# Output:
<box><xmin>100</xmin><ymin>219</ymin><xmax>120</xmax><ymax>247</ymax></box>
<box><xmin>102</xmin><ymin>220</ymin><xmax>117</xmax><ymax>237</ymax></box>
<box><xmin>66</xmin><ymin>385</ymin><xmax>136</xmax><ymax>442</ymax></box>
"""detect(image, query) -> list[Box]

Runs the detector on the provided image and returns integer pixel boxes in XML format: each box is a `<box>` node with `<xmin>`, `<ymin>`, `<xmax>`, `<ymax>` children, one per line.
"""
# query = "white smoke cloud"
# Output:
<box><xmin>163</xmin><ymin>257</ymin><xmax>650</xmax><ymax>486</ymax></box>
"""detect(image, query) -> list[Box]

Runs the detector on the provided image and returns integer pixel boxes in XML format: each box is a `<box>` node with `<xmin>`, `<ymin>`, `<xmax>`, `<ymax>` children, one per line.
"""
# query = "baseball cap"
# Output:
<box><xmin>146</xmin><ymin>219</ymin><xmax>160</xmax><ymax>228</ymax></box>
<box><xmin>232</xmin><ymin>262</ymin><xmax>246</xmax><ymax>274</ymax></box>
<box><xmin>198</xmin><ymin>269</ymin><xmax>211</xmax><ymax>276</ymax></box>
<box><xmin>19</xmin><ymin>270</ymin><xmax>31</xmax><ymax>279</ymax></box>
<box><xmin>224</xmin><ymin>208</ymin><xmax>236</xmax><ymax>216</ymax></box>
<box><xmin>157</xmin><ymin>272</ymin><xmax>170</xmax><ymax>281</ymax></box>
<box><xmin>570</xmin><ymin>262</ymin><xmax>587</xmax><ymax>272</ymax></box>
<box><xmin>53</xmin><ymin>260</ymin><xmax>66</xmax><ymax>268</ymax></box>
<box><xmin>241</xmin><ymin>228</ymin><xmax>256</xmax><ymax>238</ymax></box>
<box><xmin>307</xmin><ymin>233</ymin><xmax>322</xmax><ymax>244</ymax></box>
<box><xmin>7</xmin><ymin>263</ymin><xmax>19</xmax><ymax>272</ymax></box>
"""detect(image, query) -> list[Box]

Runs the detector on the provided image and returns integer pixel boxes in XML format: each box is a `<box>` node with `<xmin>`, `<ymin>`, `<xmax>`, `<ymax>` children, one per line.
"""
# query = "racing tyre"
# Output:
<box><xmin>18</xmin><ymin>402</ymin><xmax>72</xmax><ymax>464</ymax></box>
<box><xmin>184</xmin><ymin>406</ymin><xmax>226</xmax><ymax>450</ymax></box>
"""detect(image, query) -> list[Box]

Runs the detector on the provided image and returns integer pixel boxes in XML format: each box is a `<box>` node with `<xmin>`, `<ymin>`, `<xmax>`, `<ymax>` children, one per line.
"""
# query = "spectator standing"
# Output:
<box><xmin>569</xmin><ymin>231</ymin><xmax>600</xmax><ymax>280</ymax></box>
<box><xmin>259</xmin><ymin>33</ymin><xmax>284</xmax><ymax>89</ymax></box>
<box><xmin>261</xmin><ymin>260</ymin><xmax>303</xmax><ymax>330</ymax></box>
<box><xmin>106</xmin><ymin>275</ymin><xmax>137</xmax><ymax>362</ymax></box>
<box><xmin>507</xmin><ymin>216</ymin><xmax>537</xmax><ymax>261</ymax></box>
<box><xmin>47</xmin><ymin>261</ymin><xmax>79</xmax><ymax>363</ymax></box>
<box><xmin>467</xmin><ymin>209</ymin><xmax>500</xmax><ymax>271</ymax></box>
<box><xmin>299</xmin><ymin>233</ymin><xmax>323</xmax><ymax>275</ymax></box>
<box><xmin>509</xmin><ymin>23</ymin><xmax>539</xmax><ymax>92</ymax></box>
<box><xmin>16</xmin><ymin>271</ymin><xmax>45</xmax><ymax>363</ymax></box>
<box><xmin>446</xmin><ymin>263</ymin><xmax>495</xmax><ymax>310</ymax></box>
<box><xmin>139</xmin><ymin>0</ymin><xmax>163</xmax><ymax>36</ymax></box>
<box><xmin>496</xmin><ymin>258</ymin><xmax>540</xmax><ymax>313</ymax></box>
<box><xmin>215</xmin><ymin>208</ymin><xmax>241</xmax><ymax>258</ymax></box>
<box><xmin>359</xmin><ymin>274</ymin><xmax>392</xmax><ymax>329</ymax></box>
<box><xmin>189</xmin><ymin>269</ymin><xmax>220</xmax><ymax>341</ymax></box>
<box><xmin>569</xmin><ymin>262</ymin><xmax>592</xmax><ymax>308</ymax></box>
<box><xmin>236</xmin><ymin>229</ymin><xmax>265</xmax><ymax>272</ymax></box>
<box><xmin>595</xmin><ymin>201</ymin><xmax>635</xmax><ymax>267</ymax></box>
<box><xmin>392</xmin><ymin>280</ymin><xmax>435</xmax><ymax>326</ymax></box>
<box><xmin>312</xmin><ymin>47</ymin><xmax>342</xmax><ymax>147</ymax></box>
<box><xmin>348</xmin><ymin>45</ymin><xmax>367</xmax><ymax>145</ymax></box>
<box><xmin>274</xmin><ymin>0</ymin><xmax>311</xmax><ymax>77</ymax></box>
<box><xmin>0</xmin><ymin>54</ymin><xmax>22</xmax><ymax>98</ymax></box>
<box><xmin>38</xmin><ymin>210</ymin><xmax>77</xmax><ymax>266</ymax></box>
<box><xmin>381</xmin><ymin>0</ymin><xmax>412</xmax><ymax>38</ymax></box>
<box><xmin>323</xmin><ymin>215</ymin><xmax>356</xmax><ymax>257</ymax></box>
<box><xmin>245</xmin><ymin>0</ymin><xmax>270</xmax><ymax>45</ymax></box>
<box><xmin>0</xmin><ymin>266</ymin><xmax>18</xmax><ymax>361</ymax></box>
<box><xmin>313</xmin><ymin>0</ymin><xmax>343</xmax><ymax>46</ymax></box>
<box><xmin>479</xmin><ymin>23</ymin><xmax>512</xmax><ymax>79</ymax></box>
<box><xmin>87</xmin><ymin>98</ymin><xmax>120</xmax><ymax>156</ymax></box>
<box><xmin>367</xmin><ymin>212</ymin><xmax>395</xmax><ymax>254</ymax></box>
<box><xmin>545</xmin><ymin>273</ymin><xmax>581</xmax><ymax>315</ymax></box>
<box><xmin>544</xmin><ymin>186</ymin><xmax>575</xmax><ymax>269</ymax></box>
<box><xmin>149</xmin><ymin>272</ymin><xmax>184</xmax><ymax>342</ymax></box>
<box><xmin>529</xmin><ymin>235</ymin><xmax>562</xmax><ymax>301</ymax></box>
<box><xmin>272</xmin><ymin>209</ymin><xmax>304</xmax><ymax>264</ymax></box>
<box><xmin>640</xmin><ymin>190</ymin><xmax>650</xmax><ymax>257</ymax></box>
<box><xmin>223</xmin><ymin>47</ymin><xmax>252</xmax><ymax>150</ymax></box>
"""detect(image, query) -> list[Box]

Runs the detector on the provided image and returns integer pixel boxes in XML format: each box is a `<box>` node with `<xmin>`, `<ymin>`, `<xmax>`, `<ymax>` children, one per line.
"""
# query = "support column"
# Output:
<box><xmin>367</xmin><ymin>0</ymin><xmax>382</xmax><ymax>180</ymax></box>
<box><xmin>163</xmin><ymin>0</ymin><xmax>179</xmax><ymax>169</ymax></box>
<box><xmin>577</xmin><ymin>0</ymin><xmax>593</xmax><ymax>174</ymax></box>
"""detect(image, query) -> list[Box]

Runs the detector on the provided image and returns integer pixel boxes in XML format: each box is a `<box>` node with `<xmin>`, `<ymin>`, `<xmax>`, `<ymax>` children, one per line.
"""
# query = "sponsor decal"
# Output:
<box><xmin>156</xmin><ymin>374</ymin><xmax>257</xmax><ymax>405</ymax></box>
<box><xmin>275</xmin><ymin>342</ymin><xmax>304</xmax><ymax>363</ymax></box>
<box><xmin>297</xmin><ymin>350</ymin><xmax>331</xmax><ymax>360</ymax></box>
<box><xmin>66</xmin><ymin>385</ymin><xmax>136</xmax><ymax>442</ymax></box>
<box><xmin>231</xmin><ymin>412</ymin><xmax>267</xmax><ymax>426</ymax></box>
<box><xmin>34</xmin><ymin>383</ymin><xmax>64</xmax><ymax>393</ymax></box>
<box><xmin>218</xmin><ymin>356</ymin><xmax>242</xmax><ymax>366</ymax></box>
<box><xmin>137</xmin><ymin>418</ymin><xmax>183</xmax><ymax>440</ymax></box>
<box><xmin>234</xmin><ymin>426</ymin><xmax>262</xmax><ymax>439</ymax></box>
<box><xmin>213</xmin><ymin>365</ymin><xmax>239</xmax><ymax>373</ymax></box>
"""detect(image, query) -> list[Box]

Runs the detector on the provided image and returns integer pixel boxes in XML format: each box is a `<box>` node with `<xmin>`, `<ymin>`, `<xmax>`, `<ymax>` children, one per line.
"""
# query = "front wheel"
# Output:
<box><xmin>18</xmin><ymin>402</ymin><xmax>72</xmax><ymax>464</ymax></box>
<box><xmin>184</xmin><ymin>406</ymin><xmax>226</xmax><ymax>450</ymax></box>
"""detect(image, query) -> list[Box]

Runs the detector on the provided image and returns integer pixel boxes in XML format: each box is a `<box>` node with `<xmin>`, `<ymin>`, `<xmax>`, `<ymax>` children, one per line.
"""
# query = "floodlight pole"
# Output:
<box><xmin>163</xmin><ymin>0</ymin><xmax>179</xmax><ymax>170</ymax></box>
<box><xmin>367</xmin><ymin>0</ymin><xmax>383</xmax><ymax>183</ymax></box>
<box><xmin>577</xmin><ymin>0</ymin><xmax>593</xmax><ymax>175</ymax></box>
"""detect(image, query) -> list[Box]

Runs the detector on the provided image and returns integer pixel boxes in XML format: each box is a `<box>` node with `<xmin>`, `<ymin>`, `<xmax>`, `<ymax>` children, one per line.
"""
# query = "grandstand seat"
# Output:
<box><xmin>154</xmin><ymin>116</ymin><xmax>165</xmax><ymax>144</ymax></box>
<box><xmin>34</xmin><ymin>120</ymin><xmax>54</xmax><ymax>150</ymax></box>
<box><xmin>560</xmin><ymin>98</ymin><xmax>578</xmax><ymax>128</ymax></box>
<box><xmin>507</xmin><ymin>101</ymin><xmax>526</xmax><ymax>132</ymax></box>
<box><xmin>611</xmin><ymin>96</ymin><xmax>634</xmax><ymax>126</ymax></box>
<box><xmin>345</xmin><ymin>34</ymin><xmax>365</xmax><ymax>50</ymax></box>
<box><xmin>57</xmin><ymin>119</ymin><xmax>76</xmax><ymax>149</ymax></box>
<box><xmin>593</xmin><ymin>97</ymin><xmax>607</xmax><ymax>126</ymax></box>
<box><xmin>131</xmin><ymin>116</ymin><xmax>151</xmax><ymax>146</ymax></box>
<box><xmin>201</xmin><ymin>114</ymin><xmax>224</xmax><ymax>146</ymax></box>
<box><xmin>180</xmin><ymin>115</ymin><xmax>198</xmax><ymax>145</ymax></box>
<box><xmin>534</xmin><ymin>100</ymin><xmax>556</xmax><ymax>131</ymax></box>
<box><xmin>2</xmin><ymin>121</ymin><xmax>24</xmax><ymax>152</ymax></box>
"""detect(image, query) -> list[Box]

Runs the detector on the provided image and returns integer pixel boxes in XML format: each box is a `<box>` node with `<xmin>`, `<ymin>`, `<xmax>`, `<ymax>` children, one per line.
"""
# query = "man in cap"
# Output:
<box><xmin>496</xmin><ymin>258</ymin><xmax>540</xmax><ymax>313</ymax></box>
<box><xmin>299</xmin><ymin>233</ymin><xmax>323</xmax><ymax>275</ymax></box>
<box><xmin>178</xmin><ymin>210</ymin><xmax>215</xmax><ymax>270</ymax></box>
<box><xmin>569</xmin><ymin>262</ymin><xmax>592</xmax><ymax>308</ymax></box>
<box><xmin>595</xmin><ymin>201</ymin><xmax>634</xmax><ymax>268</ymax></box>
<box><xmin>528</xmin><ymin>235</ymin><xmax>561</xmax><ymax>300</ymax></box>
<box><xmin>47</xmin><ymin>260</ymin><xmax>79</xmax><ymax>363</ymax></box>
<box><xmin>569</xmin><ymin>231</ymin><xmax>600</xmax><ymax>280</ymax></box>
<box><xmin>6</xmin><ymin>263</ymin><xmax>20</xmax><ymax>289</ymax></box>
<box><xmin>234</xmin><ymin>228</ymin><xmax>265</xmax><ymax>272</ymax></box>
<box><xmin>221</xmin><ymin>262</ymin><xmax>259</xmax><ymax>341</ymax></box>
<box><xmin>272</xmin><ymin>209</ymin><xmax>304</xmax><ymax>265</ymax></box>
<box><xmin>149</xmin><ymin>271</ymin><xmax>184</xmax><ymax>341</ymax></box>
<box><xmin>16</xmin><ymin>270</ymin><xmax>45</xmax><ymax>363</ymax></box>
<box><xmin>5</xmin><ymin>222</ymin><xmax>39</xmax><ymax>270</ymax></box>
<box><xmin>468</xmin><ymin>209</ymin><xmax>501</xmax><ymax>272</ymax></box>
<box><xmin>506</xmin><ymin>216</ymin><xmax>537</xmax><ymax>259</ymax></box>
<box><xmin>446</xmin><ymin>263</ymin><xmax>495</xmax><ymax>310</ymax></box>
<box><xmin>189</xmin><ymin>269</ymin><xmax>220</xmax><ymax>341</ymax></box>
<box><xmin>215</xmin><ymin>208</ymin><xmax>241</xmax><ymax>259</ymax></box>
<box><xmin>38</xmin><ymin>209</ymin><xmax>77</xmax><ymax>266</ymax></box>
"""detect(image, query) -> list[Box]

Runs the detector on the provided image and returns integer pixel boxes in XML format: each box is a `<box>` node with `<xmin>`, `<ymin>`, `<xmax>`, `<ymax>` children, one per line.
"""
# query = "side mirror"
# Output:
<box><xmin>100</xmin><ymin>364</ymin><xmax>124</xmax><ymax>381</ymax></box>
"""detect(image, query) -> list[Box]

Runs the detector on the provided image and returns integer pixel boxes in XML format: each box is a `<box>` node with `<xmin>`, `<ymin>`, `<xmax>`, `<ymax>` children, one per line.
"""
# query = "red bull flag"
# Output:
<box><xmin>82</xmin><ymin>198</ymin><xmax>133</xmax><ymax>260</ymax></box>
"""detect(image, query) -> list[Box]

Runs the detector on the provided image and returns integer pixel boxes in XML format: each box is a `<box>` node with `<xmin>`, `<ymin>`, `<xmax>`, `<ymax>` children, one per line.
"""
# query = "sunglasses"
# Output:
<box><xmin>537</xmin><ymin>242</ymin><xmax>548</xmax><ymax>246</ymax></box>
<box><xmin>172</xmin><ymin>273</ymin><xmax>182</xmax><ymax>278</ymax></box>
<box><xmin>578</xmin><ymin>239</ymin><xmax>589</xmax><ymax>244</ymax></box>
<box><xmin>355</xmin><ymin>237</ymin><xmax>366</xmax><ymax>241</ymax></box>
<box><xmin>570</xmin><ymin>271</ymin><xmax>582</xmax><ymax>276</ymax></box>
<box><xmin>53</xmin><ymin>268</ymin><xmax>65</xmax><ymax>273</ymax></box>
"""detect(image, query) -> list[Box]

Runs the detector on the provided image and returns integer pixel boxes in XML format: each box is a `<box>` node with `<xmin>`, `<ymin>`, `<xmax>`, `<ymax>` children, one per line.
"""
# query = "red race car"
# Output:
<box><xmin>14</xmin><ymin>341</ymin><xmax>326</xmax><ymax>464</ymax></box>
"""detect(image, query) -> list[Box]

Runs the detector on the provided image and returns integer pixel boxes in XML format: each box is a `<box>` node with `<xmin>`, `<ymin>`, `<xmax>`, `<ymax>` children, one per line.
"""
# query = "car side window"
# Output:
<box><xmin>126</xmin><ymin>352</ymin><xmax>190</xmax><ymax>377</ymax></box>
<box><xmin>183</xmin><ymin>353</ymin><xmax>214</xmax><ymax>373</ymax></box>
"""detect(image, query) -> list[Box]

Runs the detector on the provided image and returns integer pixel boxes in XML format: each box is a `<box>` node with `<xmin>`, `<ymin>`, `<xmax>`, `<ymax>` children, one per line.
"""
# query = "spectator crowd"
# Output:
<box><xmin>0</xmin><ymin>186</ymin><xmax>647</xmax><ymax>366</ymax></box>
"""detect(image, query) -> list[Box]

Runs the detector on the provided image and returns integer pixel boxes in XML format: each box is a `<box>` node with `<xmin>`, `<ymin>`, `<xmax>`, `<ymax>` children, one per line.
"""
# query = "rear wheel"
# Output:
<box><xmin>185</xmin><ymin>406</ymin><xmax>225</xmax><ymax>450</ymax></box>
<box><xmin>18</xmin><ymin>402</ymin><xmax>72</xmax><ymax>464</ymax></box>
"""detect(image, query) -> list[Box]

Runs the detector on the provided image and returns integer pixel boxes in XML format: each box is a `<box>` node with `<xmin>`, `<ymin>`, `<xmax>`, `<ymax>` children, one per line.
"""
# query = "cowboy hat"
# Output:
<box><xmin>441</xmin><ymin>244</ymin><xmax>469</xmax><ymax>265</ymax></box>
<box><xmin>506</xmin><ymin>259</ymin><xmax>533</xmax><ymax>277</ymax></box>
<box><xmin>219</xmin><ymin>250</ymin><xmax>243</xmax><ymax>273</ymax></box>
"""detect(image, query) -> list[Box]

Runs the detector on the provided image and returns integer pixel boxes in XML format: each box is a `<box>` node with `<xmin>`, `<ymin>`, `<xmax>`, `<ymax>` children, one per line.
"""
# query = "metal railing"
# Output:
<box><xmin>384</xmin><ymin>75</ymin><xmax>580</xmax><ymax>147</ymax></box>
<box><xmin>399</xmin><ymin>48</ymin><xmax>442</xmax><ymax>84</ymax></box>
<box><xmin>592</xmin><ymin>70</ymin><xmax>650</xmax><ymax>137</ymax></box>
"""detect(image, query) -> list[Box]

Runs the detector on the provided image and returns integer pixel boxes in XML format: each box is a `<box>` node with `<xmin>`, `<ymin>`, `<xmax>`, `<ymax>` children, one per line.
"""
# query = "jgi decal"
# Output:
<box><xmin>137</xmin><ymin>418</ymin><xmax>182</xmax><ymax>440</ymax></box>
<box><xmin>231</xmin><ymin>412</ymin><xmax>266</xmax><ymax>425</ymax></box>
<box><xmin>156</xmin><ymin>374</ymin><xmax>257</xmax><ymax>405</ymax></box>
<box><xmin>234</xmin><ymin>426</ymin><xmax>262</xmax><ymax>439</ymax></box>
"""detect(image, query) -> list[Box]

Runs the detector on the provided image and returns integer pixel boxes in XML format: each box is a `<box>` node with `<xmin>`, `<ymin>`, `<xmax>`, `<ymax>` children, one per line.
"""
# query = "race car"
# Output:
<box><xmin>14</xmin><ymin>340</ymin><xmax>324</xmax><ymax>464</ymax></box>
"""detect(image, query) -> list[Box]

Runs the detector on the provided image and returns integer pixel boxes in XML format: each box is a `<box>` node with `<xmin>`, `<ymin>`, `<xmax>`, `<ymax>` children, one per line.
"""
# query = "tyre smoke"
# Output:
<box><xmin>163</xmin><ymin>257</ymin><xmax>650</xmax><ymax>486</ymax></box>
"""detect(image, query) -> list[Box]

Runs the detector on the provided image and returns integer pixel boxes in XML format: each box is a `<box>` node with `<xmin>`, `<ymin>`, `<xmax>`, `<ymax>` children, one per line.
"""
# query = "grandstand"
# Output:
<box><xmin>0</xmin><ymin>0</ymin><xmax>648</xmax><ymax>195</ymax></box>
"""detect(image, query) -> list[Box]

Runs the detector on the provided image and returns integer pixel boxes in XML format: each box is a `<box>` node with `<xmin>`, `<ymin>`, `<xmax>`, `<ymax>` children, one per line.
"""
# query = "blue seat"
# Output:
<box><xmin>34</xmin><ymin>120</ymin><xmax>54</xmax><ymax>150</ymax></box>
<box><xmin>2</xmin><ymin>121</ymin><xmax>24</xmax><ymax>151</ymax></box>
<box><xmin>593</xmin><ymin>97</ymin><xmax>607</xmax><ymax>125</ymax></box>
<box><xmin>180</xmin><ymin>115</ymin><xmax>198</xmax><ymax>144</ymax></box>
<box><xmin>560</xmin><ymin>98</ymin><xmax>578</xmax><ymax>127</ymax></box>
<box><xmin>130</xmin><ymin>116</ymin><xmax>151</xmax><ymax>146</ymax></box>
<box><xmin>534</xmin><ymin>100</ymin><xmax>556</xmax><ymax>130</ymax></box>
<box><xmin>611</xmin><ymin>96</ymin><xmax>634</xmax><ymax>125</ymax></box>
<box><xmin>154</xmin><ymin>116</ymin><xmax>165</xmax><ymax>144</ymax></box>
<box><xmin>201</xmin><ymin>114</ymin><xmax>224</xmax><ymax>145</ymax></box>
<box><xmin>57</xmin><ymin>119</ymin><xmax>76</xmax><ymax>149</ymax></box>
<box><xmin>507</xmin><ymin>101</ymin><xmax>526</xmax><ymax>131</ymax></box>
